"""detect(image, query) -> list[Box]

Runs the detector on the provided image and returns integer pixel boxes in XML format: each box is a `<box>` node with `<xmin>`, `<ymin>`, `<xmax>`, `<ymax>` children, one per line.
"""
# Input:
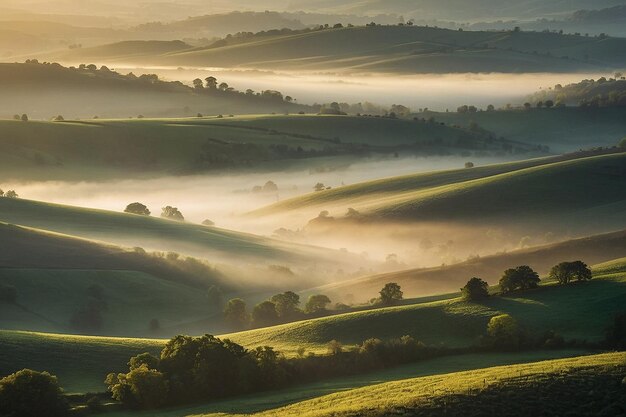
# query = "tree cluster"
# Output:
<box><xmin>106</xmin><ymin>333</ymin><xmax>441</xmax><ymax>410</ymax></box>
<box><xmin>548</xmin><ymin>261</ymin><xmax>592</xmax><ymax>285</ymax></box>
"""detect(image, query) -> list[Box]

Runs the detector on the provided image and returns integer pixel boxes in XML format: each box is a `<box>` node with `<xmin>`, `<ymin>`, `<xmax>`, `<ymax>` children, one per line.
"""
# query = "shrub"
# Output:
<box><xmin>486</xmin><ymin>314</ymin><xmax>521</xmax><ymax>349</ymax></box>
<box><xmin>0</xmin><ymin>369</ymin><xmax>69</xmax><ymax>417</ymax></box>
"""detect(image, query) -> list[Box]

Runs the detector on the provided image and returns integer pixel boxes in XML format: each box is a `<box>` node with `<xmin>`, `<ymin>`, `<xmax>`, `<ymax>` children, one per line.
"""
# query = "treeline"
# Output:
<box><xmin>528</xmin><ymin>76</ymin><xmax>626</xmax><ymax>108</ymax></box>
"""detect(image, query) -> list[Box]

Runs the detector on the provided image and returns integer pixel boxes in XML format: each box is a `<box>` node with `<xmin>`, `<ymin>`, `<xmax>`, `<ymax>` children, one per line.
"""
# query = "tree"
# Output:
<box><xmin>125</xmin><ymin>202</ymin><xmax>151</xmax><ymax>216</ymax></box>
<box><xmin>192</xmin><ymin>78</ymin><xmax>204</xmax><ymax>89</ymax></box>
<box><xmin>379</xmin><ymin>282</ymin><xmax>403</xmax><ymax>306</ymax></box>
<box><xmin>461</xmin><ymin>277</ymin><xmax>489</xmax><ymax>301</ymax></box>
<box><xmin>464</xmin><ymin>161</ymin><xmax>474</xmax><ymax>168</ymax></box>
<box><xmin>487</xmin><ymin>314</ymin><xmax>520</xmax><ymax>349</ymax></box>
<box><xmin>128</xmin><ymin>352</ymin><xmax>160</xmax><ymax>371</ymax></box>
<box><xmin>549</xmin><ymin>261</ymin><xmax>592</xmax><ymax>285</ymax></box>
<box><xmin>5</xmin><ymin>190</ymin><xmax>18</xmax><ymax>198</ymax></box>
<box><xmin>545</xmin><ymin>99</ymin><xmax>554</xmax><ymax>108</ymax></box>
<box><xmin>252</xmin><ymin>301</ymin><xmax>279</xmax><ymax>327</ymax></box>
<box><xmin>161</xmin><ymin>206</ymin><xmax>184</xmax><ymax>221</ymax></box>
<box><xmin>218</xmin><ymin>82</ymin><xmax>229</xmax><ymax>91</ymax></box>
<box><xmin>205</xmin><ymin>76</ymin><xmax>217</xmax><ymax>89</ymax></box>
<box><xmin>499</xmin><ymin>265</ymin><xmax>540</xmax><ymax>293</ymax></box>
<box><xmin>270</xmin><ymin>291</ymin><xmax>300</xmax><ymax>319</ymax></box>
<box><xmin>619</xmin><ymin>137</ymin><xmax>626</xmax><ymax>149</ymax></box>
<box><xmin>21</xmin><ymin>114</ymin><xmax>28</xmax><ymax>122</ymax></box>
<box><xmin>327</xmin><ymin>340</ymin><xmax>343</xmax><ymax>355</ymax></box>
<box><xmin>305</xmin><ymin>294</ymin><xmax>331</xmax><ymax>314</ymax></box>
<box><xmin>53</xmin><ymin>115</ymin><xmax>64</xmax><ymax>121</ymax></box>
<box><xmin>224</xmin><ymin>298</ymin><xmax>249</xmax><ymax>328</ymax></box>
<box><xmin>486</xmin><ymin>104</ymin><xmax>495</xmax><ymax>111</ymax></box>
<box><xmin>0</xmin><ymin>369</ymin><xmax>69</xmax><ymax>417</ymax></box>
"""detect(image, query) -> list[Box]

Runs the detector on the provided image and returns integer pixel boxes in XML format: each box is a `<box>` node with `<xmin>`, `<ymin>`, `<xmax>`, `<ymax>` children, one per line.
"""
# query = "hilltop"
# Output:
<box><xmin>55</xmin><ymin>25</ymin><xmax>626</xmax><ymax>73</ymax></box>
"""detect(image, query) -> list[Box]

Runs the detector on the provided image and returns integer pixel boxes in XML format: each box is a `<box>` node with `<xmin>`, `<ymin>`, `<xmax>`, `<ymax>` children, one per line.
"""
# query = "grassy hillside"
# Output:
<box><xmin>67</xmin><ymin>25</ymin><xmax>626</xmax><ymax>73</ymax></box>
<box><xmin>2</xmin><ymin>258</ymin><xmax>624</xmax><ymax>394</ymax></box>
<box><xmin>255</xmin><ymin>152</ymin><xmax>626</xmax><ymax>228</ymax></box>
<box><xmin>0</xmin><ymin>331</ymin><xmax>162</xmax><ymax>393</ymax></box>
<box><xmin>432</xmin><ymin>107</ymin><xmax>626</xmax><ymax>151</ymax></box>
<box><xmin>191</xmin><ymin>352</ymin><xmax>626</xmax><ymax>417</ymax></box>
<box><xmin>310</xmin><ymin>229</ymin><xmax>626</xmax><ymax>300</ymax></box>
<box><xmin>0</xmin><ymin>197</ymin><xmax>349</xmax><ymax>273</ymax></box>
<box><xmin>0</xmin><ymin>115</ymin><xmax>532</xmax><ymax>181</ymax></box>
<box><xmin>0</xmin><ymin>62</ymin><xmax>307</xmax><ymax>119</ymax></box>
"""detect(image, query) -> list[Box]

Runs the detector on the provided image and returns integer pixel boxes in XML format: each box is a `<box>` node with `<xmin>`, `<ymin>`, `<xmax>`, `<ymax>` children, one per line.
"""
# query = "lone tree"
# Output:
<box><xmin>461</xmin><ymin>277</ymin><xmax>489</xmax><ymax>301</ymax></box>
<box><xmin>5</xmin><ymin>190</ymin><xmax>18</xmax><ymax>199</ymax></box>
<box><xmin>379</xmin><ymin>282</ymin><xmax>403</xmax><ymax>306</ymax></box>
<box><xmin>305</xmin><ymin>294</ymin><xmax>331</xmax><ymax>314</ymax></box>
<box><xmin>124</xmin><ymin>202</ymin><xmax>151</xmax><ymax>216</ymax></box>
<box><xmin>499</xmin><ymin>265</ymin><xmax>540</xmax><ymax>293</ymax></box>
<box><xmin>161</xmin><ymin>206</ymin><xmax>184</xmax><ymax>221</ymax></box>
<box><xmin>21</xmin><ymin>114</ymin><xmax>28</xmax><ymax>122</ymax></box>
<box><xmin>223</xmin><ymin>298</ymin><xmax>248</xmax><ymax>329</ymax></box>
<box><xmin>0</xmin><ymin>369</ymin><xmax>69</xmax><ymax>417</ymax></box>
<box><xmin>549</xmin><ymin>261</ymin><xmax>592</xmax><ymax>285</ymax></box>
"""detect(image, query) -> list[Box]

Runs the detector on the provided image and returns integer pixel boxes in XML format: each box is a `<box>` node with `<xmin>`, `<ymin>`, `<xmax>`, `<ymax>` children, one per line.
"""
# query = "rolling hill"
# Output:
<box><xmin>190</xmin><ymin>352</ymin><xmax>626</xmax><ymax>417</ymax></box>
<box><xmin>254</xmin><ymin>151</ymin><xmax>626</xmax><ymax>229</ymax></box>
<box><xmin>0</xmin><ymin>62</ymin><xmax>308</xmax><ymax>119</ymax></box>
<box><xmin>0</xmin><ymin>115</ymin><xmax>536</xmax><ymax>181</ymax></box>
<box><xmin>309</xmin><ymin>229</ymin><xmax>626</xmax><ymax>300</ymax></box>
<box><xmin>0</xmin><ymin>197</ymin><xmax>354</xmax><ymax>278</ymax></box>
<box><xmin>56</xmin><ymin>25</ymin><xmax>626</xmax><ymax>73</ymax></box>
<box><xmin>2</xmin><ymin>257</ymin><xmax>624</xmax><ymax>395</ymax></box>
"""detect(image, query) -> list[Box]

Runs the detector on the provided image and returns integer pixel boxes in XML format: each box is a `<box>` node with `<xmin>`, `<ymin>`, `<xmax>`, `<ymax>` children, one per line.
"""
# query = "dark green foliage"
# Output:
<box><xmin>305</xmin><ymin>294</ymin><xmax>332</xmax><ymax>314</ymax></box>
<box><xmin>461</xmin><ymin>277</ymin><xmax>489</xmax><ymax>301</ymax></box>
<box><xmin>379</xmin><ymin>282</ymin><xmax>403</xmax><ymax>306</ymax></box>
<box><xmin>224</xmin><ymin>298</ymin><xmax>249</xmax><ymax>329</ymax></box>
<box><xmin>549</xmin><ymin>261</ymin><xmax>593</xmax><ymax>284</ymax></box>
<box><xmin>0</xmin><ymin>369</ymin><xmax>69</xmax><ymax>417</ymax></box>
<box><xmin>108</xmin><ymin>334</ymin><xmax>442</xmax><ymax>410</ymax></box>
<box><xmin>124</xmin><ymin>202</ymin><xmax>151</xmax><ymax>216</ymax></box>
<box><xmin>252</xmin><ymin>301</ymin><xmax>279</xmax><ymax>327</ymax></box>
<box><xmin>499</xmin><ymin>265</ymin><xmax>540</xmax><ymax>293</ymax></box>
<box><xmin>270</xmin><ymin>291</ymin><xmax>301</xmax><ymax>320</ymax></box>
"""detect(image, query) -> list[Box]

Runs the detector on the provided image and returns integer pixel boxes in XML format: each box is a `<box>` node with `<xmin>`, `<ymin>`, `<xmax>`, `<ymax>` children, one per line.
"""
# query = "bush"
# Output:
<box><xmin>105</xmin><ymin>365</ymin><xmax>168</xmax><ymax>409</ymax></box>
<box><xmin>486</xmin><ymin>314</ymin><xmax>521</xmax><ymax>349</ymax></box>
<box><xmin>0</xmin><ymin>369</ymin><xmax>69</xmax><ymax>417</ymax></box>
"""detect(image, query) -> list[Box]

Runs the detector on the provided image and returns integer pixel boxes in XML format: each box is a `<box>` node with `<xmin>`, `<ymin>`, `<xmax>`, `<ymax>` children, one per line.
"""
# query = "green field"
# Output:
<box><xmin>254</xmin><ymin>152</ymin><xmax>626</xmax><ymax>228</ymax></box>
<box><xmin>191</xmin><ymin>352</ymin><xmax>626</xmax><ymax>417</ymax></box>
<box><xmin>59</xmin><ymin>25</ymin><xmax>626</xmax><ymax>73</ymax></box>
<box><xmin>0</xmin><ymin>114</ymin><xmax>525</xmax><ymax>181</ymax></box>
<box><xmin>3</xmin><ymin>258</ymin><xmax>623</xmax><ymax>394</ymax></box>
